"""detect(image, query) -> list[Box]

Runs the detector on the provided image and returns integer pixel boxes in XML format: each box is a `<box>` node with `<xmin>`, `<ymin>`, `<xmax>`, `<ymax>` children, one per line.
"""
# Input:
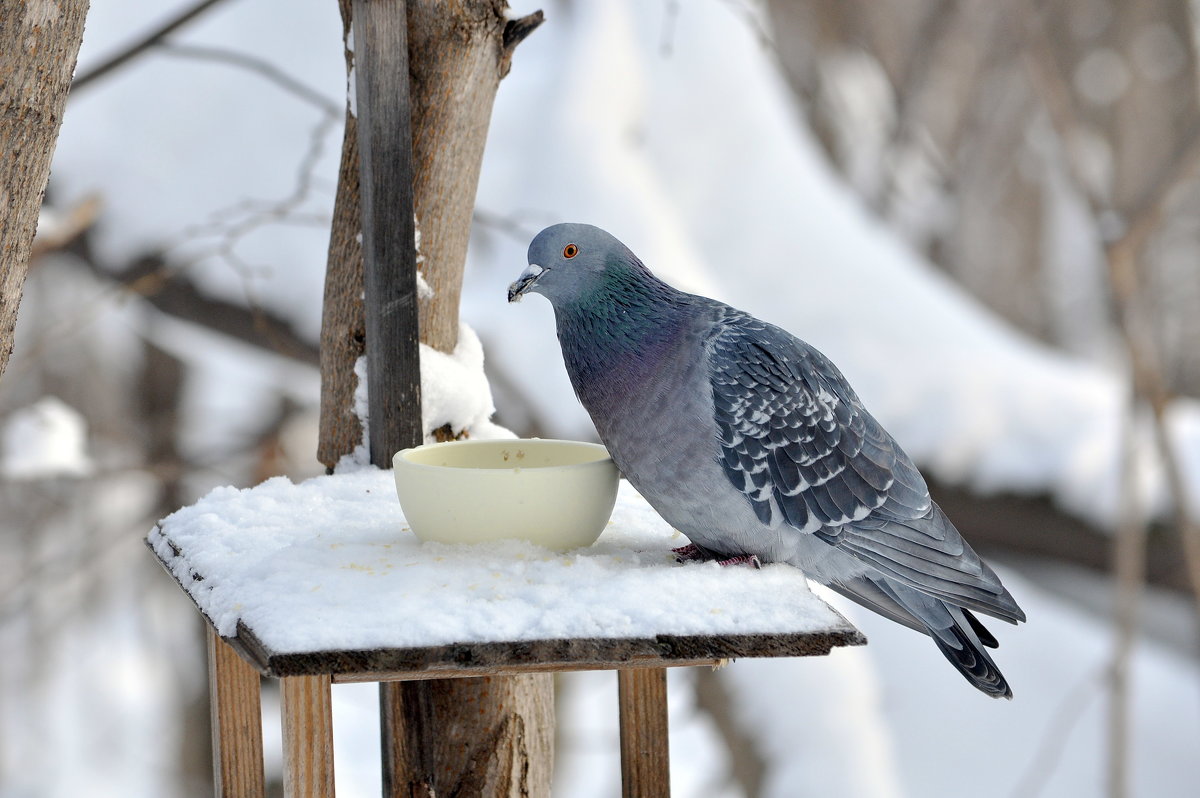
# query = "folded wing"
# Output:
<box><xmin>707</xmin><ymin>312</ymin><xmax>1023</xmax><ymax>623</ymax></box>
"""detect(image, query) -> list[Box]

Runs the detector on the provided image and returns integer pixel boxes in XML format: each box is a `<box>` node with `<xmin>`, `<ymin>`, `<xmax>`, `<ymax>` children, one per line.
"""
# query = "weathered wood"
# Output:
<box><xmin>339</xmin><ymin>659</ymin><xmax>721</xmax><ymax>683</ymax></box>
<box><xmin>281</xmin><ymin>674</ymin><xmax>336</xmax><ymax>798</ymax></box>
<box><xmin>208</xmin><ymin>628</ymin><xmax>266</xmax><ymax>798</ymax></box>
<box><xmin>227</xmin><ymin>622</ymin><xmax>863</xmax><ymax>680</ymax></box>
<box><xmin>381</xmin><ymin>675</ymin><xmax>554</xmax><ymax>798</ymax></box>
<box><xmin>618</xmin><ymin>668</ymin><xmax>671</xmax><ymax>798</ymax></box>
<box><xmin>0</xmin><ymin>0</ymin><xmax>90</xmax><ymax>381</ymax></box>
<box><xmin>153</xmin><ymin>528</ymin><xmax>863</xmax><ymax>795</ymax></box>
<box><xmin>353</xmin><ymin>0</ymin><xmax>423</xmax><ymax>466</ymax></box>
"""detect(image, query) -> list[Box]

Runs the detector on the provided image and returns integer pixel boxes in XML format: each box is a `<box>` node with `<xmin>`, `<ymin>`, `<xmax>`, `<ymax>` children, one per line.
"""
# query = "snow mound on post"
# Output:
<box><xmin>419</xmin><ymin>322</ymin><xmax>513</xmax><ymax>443</ymax></box>
<box><xmin>340</xmin><ymin>322</ymin><xmax>514</xmax><ymax>470</ymax></box>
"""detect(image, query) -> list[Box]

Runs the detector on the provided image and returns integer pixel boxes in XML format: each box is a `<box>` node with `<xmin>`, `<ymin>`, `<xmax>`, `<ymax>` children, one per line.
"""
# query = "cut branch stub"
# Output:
<box><xmin>501</xmin><ymin>11</ymin><xmax>545</xmax><ymax>76</ymax></box>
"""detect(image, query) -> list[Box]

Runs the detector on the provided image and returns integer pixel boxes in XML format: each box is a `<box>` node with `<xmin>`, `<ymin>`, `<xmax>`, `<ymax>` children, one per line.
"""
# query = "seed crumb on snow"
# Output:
<box><xmin>148</xmin><ymin>473</ymin><xmax>851</xmax><ymax>655</ymax></box>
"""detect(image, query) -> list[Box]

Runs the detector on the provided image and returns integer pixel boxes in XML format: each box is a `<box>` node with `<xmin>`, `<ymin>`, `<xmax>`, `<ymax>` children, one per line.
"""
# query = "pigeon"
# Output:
<box><xmin>508</xmin><ymin>222</ymin><xmax>1026</xmax><ymax>698</ymax></box>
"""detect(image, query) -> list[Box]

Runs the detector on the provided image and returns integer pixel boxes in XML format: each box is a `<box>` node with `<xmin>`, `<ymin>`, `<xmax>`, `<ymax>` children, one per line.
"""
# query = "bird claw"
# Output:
<box><xmin>716</xmin><ymin>554</ymin><xmax>762</xmax><ymax>569</ymax></box>
<box><xmin>672</xmin><ymin>544</ymin><xmax>761</xmax><ymax>569</ymax></box>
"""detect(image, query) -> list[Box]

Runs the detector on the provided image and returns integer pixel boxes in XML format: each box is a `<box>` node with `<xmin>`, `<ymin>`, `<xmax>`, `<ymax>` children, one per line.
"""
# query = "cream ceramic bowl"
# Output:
<box><xmin>393</xmin><ymin>439</ymin><xmax>619</xmax><ymax>551</ymax></box>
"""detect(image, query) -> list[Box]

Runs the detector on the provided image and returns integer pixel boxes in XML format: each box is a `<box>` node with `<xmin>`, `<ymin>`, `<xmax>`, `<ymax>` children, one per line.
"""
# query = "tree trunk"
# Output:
<box><xmin>407</xmin><ymin>0</ymin><xmax>534</xmax><ymax>353</ymax></box>
<box><xmin>381</xmin><ymin>676</ymin><xmax>554</xmax><ymax>797</ymax></box>
<box><xmin>318</xmin><ymin>2</ymin><xmax>550</xmax><ymax>795</ymax></box>
<box><xmin>0</xmin><ymin>0</ymin><xmax>90</xmax><ymax>381</ymax></box>
<box><xmin>318</xmin><ymin>0</ymin><xmax>543</xmax><ymax>466</ymax></box>
<box><xmin>317</xmin><ymin>0</ymin><xmax>368</xmax><ymax>468</ymax></box>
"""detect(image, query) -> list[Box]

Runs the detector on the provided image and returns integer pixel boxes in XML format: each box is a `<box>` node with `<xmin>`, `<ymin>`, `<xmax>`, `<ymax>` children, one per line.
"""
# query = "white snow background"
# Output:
<box><xmin>6</xmin><ymin>0</ymin><xmax>1198</xmax><ymax>796</ymax></box>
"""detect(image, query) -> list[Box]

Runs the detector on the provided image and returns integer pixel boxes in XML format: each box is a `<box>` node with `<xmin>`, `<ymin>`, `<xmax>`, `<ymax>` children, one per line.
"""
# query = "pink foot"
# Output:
<box><xmin>672</xmin><ymin>543</ymin><xmax>705</xmax><ymax>561</ymax></box>
<box><xmin>716</xmin><ymin>554</ymin><xmax>762</xmax><ymax>569</ymax></box>
<box><xmin>672</xmin><ymin>544</ymin><xmax>762</xmax><ymax>569</ymax></box>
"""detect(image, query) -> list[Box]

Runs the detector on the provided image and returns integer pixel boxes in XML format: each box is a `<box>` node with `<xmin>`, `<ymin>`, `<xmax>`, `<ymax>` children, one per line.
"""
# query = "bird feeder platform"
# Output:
<box><xmin>148</xmin><ymin>467</ymin><xmax>864</xmax><ymax>797</ymax></box>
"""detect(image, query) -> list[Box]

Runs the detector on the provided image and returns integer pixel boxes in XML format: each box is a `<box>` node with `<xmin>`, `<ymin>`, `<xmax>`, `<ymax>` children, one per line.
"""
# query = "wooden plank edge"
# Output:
<box><xmin>334</xmin><ymin>657</ymin><xmax>723</xmax><ymax>683</ymax></box>
<box><xmin>149</xmin><ymin>525</ymin><xmax>868</xmax><ymax>683</ymax></box>
<box><xmin>145</xmin><ymin>530</ymin><xmax>275</xmax><ymax>675</ymax></box>
<box><xmin>252</xmin><ymin>628</ymin><xmax>867</xmax><ymax>680</ymax></box>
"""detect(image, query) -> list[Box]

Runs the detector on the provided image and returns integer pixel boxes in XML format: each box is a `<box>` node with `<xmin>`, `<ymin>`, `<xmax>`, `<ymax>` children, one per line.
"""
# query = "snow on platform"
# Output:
<box><xmin>147</xmin><ymin>468</ymin><xmax>862</xmax><ymax>677</ymax></box>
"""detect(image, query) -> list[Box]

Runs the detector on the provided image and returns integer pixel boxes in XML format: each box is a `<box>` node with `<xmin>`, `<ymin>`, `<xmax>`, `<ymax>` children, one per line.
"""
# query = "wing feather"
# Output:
<box><xmin>707</xmin><ymin>311</ymin><xmax>1024</xmax><ymax>623</ymax></box>
<box><xmin>708</xmin><ymin>312</ymin><xmax>929</xmax><ymax>528</ymax></box>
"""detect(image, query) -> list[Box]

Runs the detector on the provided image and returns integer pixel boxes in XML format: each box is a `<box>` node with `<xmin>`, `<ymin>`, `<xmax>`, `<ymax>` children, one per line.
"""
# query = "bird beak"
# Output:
<box><xmin>507</xmin><ymin>263</ymin><xmax>545</xmax><ymax>303</ymax></box>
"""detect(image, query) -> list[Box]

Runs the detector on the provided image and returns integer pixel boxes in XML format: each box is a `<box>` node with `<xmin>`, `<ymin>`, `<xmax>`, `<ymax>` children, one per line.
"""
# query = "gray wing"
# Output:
<box><xmin>707</xmin><ymin>312</ymin><xmax>1023</xmax><ymax>623</ymax></box>
<box><xmin>708</xmin><ymin>312</ymin><xmax>929</xmax><ymax>530</ymax></box>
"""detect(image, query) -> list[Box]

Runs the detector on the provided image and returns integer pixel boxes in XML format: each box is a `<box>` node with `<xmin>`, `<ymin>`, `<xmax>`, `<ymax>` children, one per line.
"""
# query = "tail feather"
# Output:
<box><xmin>829</xmin><ymin>575</ymin><xmax>1014</xmax><ymax>699</ymax></box>
<box><xmin>963</xmin><ymin>608</ymin><xmax>1000</xmax><ymax>649</ymax></box>
<box><xmin>930</xmin><ymin>617</ymin><xmax>1011</xmax><ymax>698</ymax></box>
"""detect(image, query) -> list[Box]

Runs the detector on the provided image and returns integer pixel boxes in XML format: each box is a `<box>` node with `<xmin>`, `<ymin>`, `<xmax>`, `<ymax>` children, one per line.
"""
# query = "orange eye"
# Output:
<box><xmin>563</xmin><ymin>243</ymin><xmax>579</xmax><ymax>259</ymax></box>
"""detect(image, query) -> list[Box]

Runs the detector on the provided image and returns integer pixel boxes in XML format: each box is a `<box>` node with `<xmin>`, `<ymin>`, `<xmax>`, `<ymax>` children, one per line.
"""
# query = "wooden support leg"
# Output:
<box><xmin>281</xmin><ymin>674</ymin><xmax>336</xmax><ymax>798</ymax></box>
<box><xmin>207</xmin><ymin>627</ymin><xmax>265</xmax><ymax>798</ymax></box>
<box><xmin>618</xmin><ymin>667</ymin><xmax>670</xmax><ymax>798</ymax></box>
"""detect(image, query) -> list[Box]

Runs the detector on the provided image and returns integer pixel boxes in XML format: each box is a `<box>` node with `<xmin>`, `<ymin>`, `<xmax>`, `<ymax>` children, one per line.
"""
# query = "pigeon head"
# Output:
<box><xmin>507</xmin><ymin>223</ymin><xmax>641</xmax><ymax>305</ymax></box>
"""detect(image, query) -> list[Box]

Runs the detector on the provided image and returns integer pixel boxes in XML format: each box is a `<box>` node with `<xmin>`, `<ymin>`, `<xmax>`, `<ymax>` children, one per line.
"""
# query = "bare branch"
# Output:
<box><xmin>139</xmin><ymin>43</ymin><xmax>342</xmax><ymax>347</ymax></box>
<box><xmin>1106</xmin><ymin>377</ymin><xmax>1148</xmax><ymax>798</ymax></box>
<box><xmin>472</xmin><ymin>207</ymin><xmax>541</xmax><ymax>242</ymax></box>
<box><xmin>1019</xmin><ymin>3</ymin><xmax>1105</xmax><ymax>213</ymax></box>
<box><xmin>161</xmin><ymin>272</ymin><xmax>317</xmax><ymax>366</ymax></box>
<box><xmin>1010</xmin><ymin>667</ymin><xmax>1105</xmax><ymax>798</ymax></box>
<box><xmin>30</xmin><ymin>194</ymin><xmax>103</xmax><ymax>258</ymax></box>
<box><xmin>1106</xmin><ymin>232</ymin><xmax>1200</xmax><ymax>624</ymax></box>
<box><xmin>1112</xmin><ymin>115</ymin><xmax>1200</xmax><ymax>251</ymax></box>
<box><xmin>1149</xmin><ymin>406</ymin><xmax>1200</xmax><ymax>606</ymax></box>
<box><xmin>112</xmin><ymin>254</ymin><xmax>320</xmax><ymax>366</ymax></box>
<box><xmin>1021</xmin><ymin>0</ymin><xmax>1200</xmax><ymax>246</ymax></box>
<box><xmin>1018</xmin><ymin>0</ymin><xmax>1200</xmax><ymax>601</ymax></box>
<box><xmin>156</xmin><ymin>42</ymin><xmax>342</xmax><ymax>116</ymax></box>
<box><xmin>71</xmin><ymin>0</ymin><xmax>236</xmax><ymax>92</ymax></box>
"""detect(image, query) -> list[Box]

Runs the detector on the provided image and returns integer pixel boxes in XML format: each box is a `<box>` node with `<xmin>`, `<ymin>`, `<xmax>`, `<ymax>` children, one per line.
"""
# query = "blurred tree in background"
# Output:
<box><xmin>769</xmin><ymin>0</ymin><xmax>1200</xmax><ymax>395</ymax></box>
<box><xmin>4</xmin><ymin>1</ymin><xmax>1200</xmax><ymax>796</ymax></box>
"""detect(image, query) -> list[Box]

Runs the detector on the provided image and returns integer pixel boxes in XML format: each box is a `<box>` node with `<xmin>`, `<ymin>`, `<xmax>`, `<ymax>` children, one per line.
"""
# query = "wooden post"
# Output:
<box><xmin>281</xmin><ymin>674</ymin><xmax>336</xmax><ymax>798</ymax></box>
<box><xmin>353</xmin><ymin>0</ymin><xmax>423</xmax><ymax>466</ymax></box>
<box><xmin>208</xmin><ymin>628</ymin><xmax>266</xmax><ymax>798</ymax></box>
<box><xmin>618</xmin><ymin>668</ymin><xmax>671</xmax><ymax>798</ymax></box>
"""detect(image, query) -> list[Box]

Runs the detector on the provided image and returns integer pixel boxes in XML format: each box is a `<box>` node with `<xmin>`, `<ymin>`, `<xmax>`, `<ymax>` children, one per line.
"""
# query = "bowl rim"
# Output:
<box><xmin>393</xmin><ymin>438</ymin><xmax>615</xmax><ymax>474</ymax></box>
